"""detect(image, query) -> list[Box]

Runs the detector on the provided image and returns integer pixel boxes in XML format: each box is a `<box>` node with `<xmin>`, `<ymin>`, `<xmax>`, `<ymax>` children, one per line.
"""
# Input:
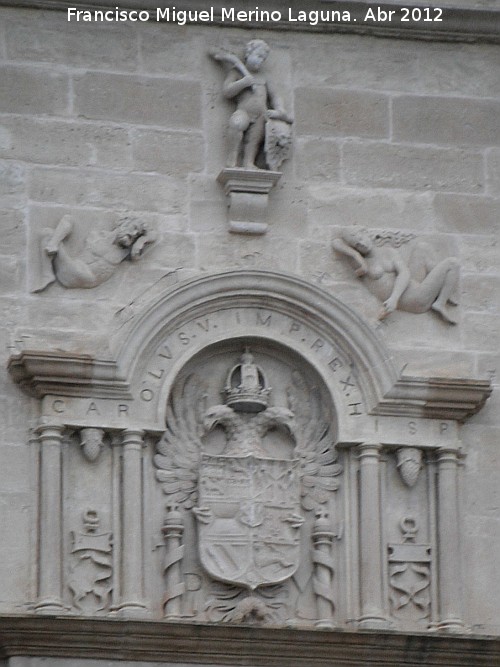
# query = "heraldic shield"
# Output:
<box><xmin>194</xmin><ymin>453</ymin><xmax>303</xmax><ymax>590</ymax></box>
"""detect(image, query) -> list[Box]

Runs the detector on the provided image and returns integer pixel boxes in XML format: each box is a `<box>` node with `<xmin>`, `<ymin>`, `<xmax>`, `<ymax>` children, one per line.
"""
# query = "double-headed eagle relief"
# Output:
<box><xmin>154</xmin><ymin>349</ymin><xmax>342</xmax><ymax>625</ymax></box>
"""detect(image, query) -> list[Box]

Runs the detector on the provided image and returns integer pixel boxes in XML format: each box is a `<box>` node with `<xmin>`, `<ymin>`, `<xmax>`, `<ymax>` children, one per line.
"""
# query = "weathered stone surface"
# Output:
<box><xmin>291</xmin><ymin>33</ymin><xmax>500</xmax><ymax>98</ymax></box>
<box><xmin>393</xmin><ymin>96</ymin><xmax>500</xmax><ymax>147</ymax></box>
<box><xmin>0</xmin><ymin>65</ymin><xmax>69</xmax><ymax>116</ymax></box>
<box><xmin>198</xmin><ymin>232</ymin><xmax>299</xmax><ymax>272</ymax></box>
<box><xmin>28</xmin><ymin>167</ymin><xmax>185</xmax><ymax>214</ymax></box>
<box><xmin>0</xmin><ymin>256</ymin><xmax>20</xmax><ymax>296</ymax></box>
<box><xmin>462</xmin><ymin>274</ymin><xmax>500</xmax><ymax>314</ymax></box>
<box><xmin>463</xmin><ymin>314</ymin><xmax>500</xmax><ymax>352</ymax></box>
<box><xmin>0</xmin><ymin>117</ymin><xmax>132</xmax><ymax>169</ymax></box>
<box><xmin>295</xmin><ymin>88</ymin><xmax>389</xmax><ymax>138</ymax></box>
<box><xmin>390</xmin><ymin>349</ymin><xmax>475</xmax><ymax>377</ymax></box>
<box><xmin>307</xmin><ymin>186</ymin><xmax>435</xmax><ymax>239</ymax></box>
<box><xmin>0</xmin><ymin>210</ymin><xmax>24</xmax><ymax>253</ymax></box>
<box><xmin>141</xmin><ymin>232</ymin><xmax>197</xmax><ymax>270</ymax></box>
<box><xmin>4</xmin><ymin>13</ymin><xmax>139</xmax><ymax>71</ymax></box>
<box><xmin>131</xmin><ymin>129</ymin><xmax>204</xmax><ymax>175</ymax></box>
<box><xmin>294</xmin><ymin>138</ymin><xmax>341</xmax><ymax>182</ymax></box>
<box><xmin>487</xmin><ymin>148</ymin><xmax>500</xmax><ymax>195</ymax></box>
<box><xmin>0</xmin><ymin>161</ymin><xmax>26</xmax><ymax>209</ymax></box>
<box><xmin>0</xmin><ymin>492</ymin><xmax>31</xmax><ymax>603</ymax></box>
<box><xmin>0</xmin><ymin>445</ymin><xmax>30</xmax><ymax>494</ymax></box>
<box><xmin>343</xmin><ymin>141</ymin><xmax>484</xmax><ymax>192</ymax></box>
<box><xmin>139</xmin><ymin>24</ymin><xmax>204</xmax><ymax>76</ymax></box>
<box><xmin>74</xmin><ymin>73</ymin><xmax>202</xmax><ymax>128</ymax></box>
<box><xmin>463</xmin><ymin>514</ymin><xmax>500</xmax><ymax>632</ymax></box>
<box><xmin>459</xmin><ymin>234</ymin><xmax>500</xmax><ymax>274</ymax></box>
<box><xmin>433</xmin><ymin>193</ymin><xmax>500</xmax><ymax>235</ymax></box>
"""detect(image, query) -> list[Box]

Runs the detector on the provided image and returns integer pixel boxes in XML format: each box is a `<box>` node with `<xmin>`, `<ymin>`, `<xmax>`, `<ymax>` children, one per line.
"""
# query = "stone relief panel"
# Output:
<box><xmin>388</xmin><ymin>517</ymin><xmax>432</xmax><ymax>625</ymax></box>
<box><xmin>61</xmin><ymin>429</ymin><xmax>115</xmax><ymax>615</ymax></box>
<box><xmin>17</xmin><ymin>272</ymin><xmax>486</xmax><ymax>630</ymax></box>
<box><xmin>29</xmin><ymin>215</ymin><xmax>155</xmax><ymax>292</ymax></box>
<box><xmin>343</xmin><ymin>440</ymin><xmax>439</xmax><ymax>630</ymax></box>
<box><xmin>68</xmin><ymin>510</ymin><xmax>113</xmax><ymax>614</ymax></box>
<box><xmin>332</xmin><ymin>226</ymin><xmax>460</xmax><ymax>324</ymax></box>
<box><xmin>384</xmin><ymin>449</ymin><xmax>436</xmax><ymax>630</ymax></box>
<box><xmin>152</xmin><ymin>343</ymin><xmax>343</xmax><ymax>627</ymax></box>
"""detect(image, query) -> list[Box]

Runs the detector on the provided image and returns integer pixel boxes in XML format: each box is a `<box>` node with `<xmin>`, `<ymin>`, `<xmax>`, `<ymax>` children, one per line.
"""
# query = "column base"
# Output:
<box><xmin>315</xmin><ymin>619</ymin><xmax>336</xmax><ymax>630</ymax></box>
<box><xmin>435</xmin><ymin>618</ymin><xmax>468</xmax><ymax>633</ymax></box>
<box><xmin>34</xmin><ymin>598</ymin><xmax>67</xmax><ymax>615</ymax></box>
<box><xmin>358</xmin><ymin>614</ymin><xmax>391</xmax><ymax>629</ymax></box>
<box><xmin>113</xmin><ymin>602</ymin><xmax>150</xmax><ymax>618</ymax></box>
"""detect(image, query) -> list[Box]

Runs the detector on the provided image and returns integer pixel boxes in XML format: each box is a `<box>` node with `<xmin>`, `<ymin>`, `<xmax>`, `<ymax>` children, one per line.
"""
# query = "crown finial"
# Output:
<box><xmin>224</xmin><ymin>348</ymin><xmax>271</xmax><ymax>413</ymax></box>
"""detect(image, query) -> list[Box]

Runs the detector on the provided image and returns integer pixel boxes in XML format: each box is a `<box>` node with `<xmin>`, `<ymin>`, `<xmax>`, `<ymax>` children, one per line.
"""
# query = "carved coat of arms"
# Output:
<box><xmin>154</xmin><ymin>349</ymin><xmax>342</xmax><ymax>625</ymax></box>
<box><xmin>195</xmin><ymin>453</ymin><xmax>303</xmax><ymax>589</ymax></box>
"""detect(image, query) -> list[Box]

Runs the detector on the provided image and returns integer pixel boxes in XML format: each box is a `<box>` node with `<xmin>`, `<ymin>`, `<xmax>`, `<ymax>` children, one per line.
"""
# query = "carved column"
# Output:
<box><xmin>162</xmin><ymin>504</ymin><xmax>185</xmax><ymax>619</ymax></box>
<box><xmin>116</xmin><ymin>429</ymin><xmax>148</xmax><ymax>616</ymax></box>
<box><xmin>357</xmin><ymin>442</ymin><xmax>388</xmax><ymax>628</ymax></box>
<box><xmin>312</xmin><ymin>509</ymin><xmax>336</xmax><ymax>629</ymax></box>
<box><xmin>35</xmin><ymin>423</ymin><xmax>66</xmax><ymax>614</ymax></box>
<box><xmin>436</xmin><ymin>446</ymin><xmax>465</xmax><ymax>631</ymax></box>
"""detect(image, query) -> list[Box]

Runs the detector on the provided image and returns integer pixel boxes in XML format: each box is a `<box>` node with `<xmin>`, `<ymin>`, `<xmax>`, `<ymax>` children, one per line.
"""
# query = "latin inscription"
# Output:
<box><xmin>49</xmin><ymin>398</ymin><xmax>131</xmax><ymax>418</ymax></box>
<box><xmin>138</xmin><ymin>307</ymin><xmax>365</xmax><ymax>417</ymax></box>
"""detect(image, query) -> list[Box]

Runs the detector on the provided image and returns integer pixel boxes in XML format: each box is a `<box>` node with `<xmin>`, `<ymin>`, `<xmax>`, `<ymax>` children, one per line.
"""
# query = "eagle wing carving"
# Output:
<box><xmin>287</xmin><ymin>371</ymin><xmax>342</xmax><ymax>511</ymax></box>
<box><xmin>154</xmin><ymin>373</ymin><xmax>207</xmax><ymax>509</ymax></box>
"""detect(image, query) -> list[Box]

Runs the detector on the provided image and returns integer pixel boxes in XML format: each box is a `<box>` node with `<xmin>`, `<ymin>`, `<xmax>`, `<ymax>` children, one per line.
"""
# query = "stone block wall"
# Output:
<box><xmin>0</xmin><ymin>4</ymin><xmax>498</xmax><ymax>634</ymax></box>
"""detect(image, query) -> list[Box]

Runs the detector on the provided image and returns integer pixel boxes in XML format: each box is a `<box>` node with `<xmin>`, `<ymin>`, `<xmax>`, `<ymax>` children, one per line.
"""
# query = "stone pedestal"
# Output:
<box><xmin>217</xmin><ymin>168</ymin><xmax>282</xmax><ymax>234</ymax></box>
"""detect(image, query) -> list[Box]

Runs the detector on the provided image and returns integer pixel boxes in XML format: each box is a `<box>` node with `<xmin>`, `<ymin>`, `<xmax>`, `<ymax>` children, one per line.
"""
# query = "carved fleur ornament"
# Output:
<box><xmin>154</xmin><ymin>350</ymin><xmax>342</xmax><ymax>625</ymax></box>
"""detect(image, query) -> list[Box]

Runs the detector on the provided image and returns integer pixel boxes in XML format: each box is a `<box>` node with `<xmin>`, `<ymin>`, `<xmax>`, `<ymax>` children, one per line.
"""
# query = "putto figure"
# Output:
<box><xmin>30</xmin><ymin>215</ymin><xmax>155</xmax><ymax>292</ymax></box>
<box><xmin>332</xmin><ymin>227</ymin><xmax>460</xmax><ymax>324</ymax></box>
<box><xmin>209</xmin><ymin>40</ymin><xmax>293</xmax><ymax>170</ymax></box>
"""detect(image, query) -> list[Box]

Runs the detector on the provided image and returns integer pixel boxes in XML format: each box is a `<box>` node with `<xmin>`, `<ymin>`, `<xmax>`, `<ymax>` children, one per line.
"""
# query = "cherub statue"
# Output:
<box><xmin>332</xmin><ymin>227</ymin><xmax>460</xmax><ymax>324</ymax></box>
<box><xmin>30</xmin><ymin>215</ymin><xmax>155</xmax><ymax>292</ymax></box>
<box><xmin>209</xmin><ymin>39</ymin><xmax>293</xmax><ymax>170</ymax></box>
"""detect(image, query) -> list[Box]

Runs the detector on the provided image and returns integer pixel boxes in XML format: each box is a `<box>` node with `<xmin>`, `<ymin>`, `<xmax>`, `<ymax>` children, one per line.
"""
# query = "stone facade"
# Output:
<box><xmin>0</xmin><ymin>0</ymin><xmax>499</xmax><ymax>664</ymax></box>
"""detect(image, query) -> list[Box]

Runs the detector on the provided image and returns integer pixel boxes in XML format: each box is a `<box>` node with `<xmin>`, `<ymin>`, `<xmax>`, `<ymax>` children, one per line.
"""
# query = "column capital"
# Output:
<box><xmin>357</xmin><ymin>442</ymin><xmax>383</xmax><ymax>458</ymax></box>
<box><xmin>121</xmin><ymin>428</ymin><xmax>146</xmax><ymax>447</ymax></box>
<box><xmin>436</xmin><ymin>445</ymin><xmax>461</xmax><ymax>463</ymax></box>
<box><xmin>35</xmin><ymin>422</ymin><xmax>65</xmax><ymax>439</ymax></box>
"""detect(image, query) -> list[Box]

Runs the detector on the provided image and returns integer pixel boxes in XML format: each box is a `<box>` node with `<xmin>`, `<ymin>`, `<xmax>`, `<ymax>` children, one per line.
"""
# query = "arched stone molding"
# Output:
<box><xmin>114</xmin><ymin>270</ymin><xmax>395</xmax><ymax>437</ymax></box>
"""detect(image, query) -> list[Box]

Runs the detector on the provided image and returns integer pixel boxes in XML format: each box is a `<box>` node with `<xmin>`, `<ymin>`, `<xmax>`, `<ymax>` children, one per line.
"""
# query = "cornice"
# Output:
<box><xmin>0</xmin><ymin>0</ymin><xmax>499</xmax><ymax>45</ymax></box>
<box><xmin>0</xmin><ymin>616</ymin><xmax>500</xmax><ymax>666</ymax></box>
<box><xmin>7</xmin><ymin>351</ymin><xmax>492</xmax><ymax>422</ymax></box>
<box><xmin>375</xmin><ymin>375</ymin><xmax>493</xmax><ymax>421</ymax></box>
<box><xmin>7</xmin><ymin>350</ymin><xmax>130</xmax><ymax>399</ymax></box>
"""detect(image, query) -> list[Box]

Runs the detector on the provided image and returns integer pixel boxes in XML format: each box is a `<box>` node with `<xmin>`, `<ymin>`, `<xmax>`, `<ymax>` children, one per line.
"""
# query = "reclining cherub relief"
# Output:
<box><xmin>209</xmin><ymin>39</ymin><xmax>293</xmax><ymax>171</ymax></box>
<box><xmin>332</xmin><ymin>227</ymin><xmax>460</xmax><ymax>324</ymax></box>
<box><xmin>30</xmin><ymin>215</ymin><xmax>155</xmax><ymax>292</ymax></box>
